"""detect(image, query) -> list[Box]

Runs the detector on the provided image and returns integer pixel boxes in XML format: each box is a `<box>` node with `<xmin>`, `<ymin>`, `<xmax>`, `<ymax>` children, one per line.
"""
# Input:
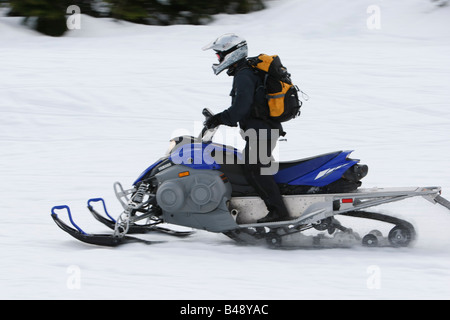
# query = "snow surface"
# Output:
<box><xmin>1</xmin><ymin>0</ymin><xmax>450</xmax><ymax>300</ymax></box>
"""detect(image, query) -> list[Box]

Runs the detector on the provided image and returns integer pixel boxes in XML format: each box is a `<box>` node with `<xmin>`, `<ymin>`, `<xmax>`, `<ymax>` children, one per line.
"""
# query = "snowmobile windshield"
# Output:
<box><xmin>165</xmin><ymin>139</ymin><xmax>177</xmax><ymax>156</ymax></box>
<box><xmin>201</xmin><ymin>127</ymin><xmax>218</xmax><ymax>143</ymax></box>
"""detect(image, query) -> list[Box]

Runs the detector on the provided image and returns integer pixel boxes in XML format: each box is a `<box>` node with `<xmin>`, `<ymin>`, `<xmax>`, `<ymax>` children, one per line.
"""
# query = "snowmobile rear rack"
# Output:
<box><xmin>230</xmin><ymin>186</ymin><xmax>446</xmax><ymax>227</ymax></box>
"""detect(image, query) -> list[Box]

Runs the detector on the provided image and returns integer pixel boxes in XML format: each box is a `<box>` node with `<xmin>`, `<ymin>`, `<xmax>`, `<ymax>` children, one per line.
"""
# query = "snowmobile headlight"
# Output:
<box><xmin>165</xmin><ymin>139</ymin><xmax>177</xmax><ymax>156</ymax></box>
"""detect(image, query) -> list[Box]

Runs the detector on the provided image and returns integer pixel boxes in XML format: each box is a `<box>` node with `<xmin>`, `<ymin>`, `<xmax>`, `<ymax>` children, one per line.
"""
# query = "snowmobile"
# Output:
<box><xmin>51</xmin><ymin>108</ymin><xmax>450</xmax><ymax>248</ymax></box>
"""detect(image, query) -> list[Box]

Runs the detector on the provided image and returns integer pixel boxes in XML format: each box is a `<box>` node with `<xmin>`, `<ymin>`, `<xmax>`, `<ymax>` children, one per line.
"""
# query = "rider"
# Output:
<box><xmin>202</xmin><ymin>33</ymin><xmax>290</xmax><ymax>223</ymax></box>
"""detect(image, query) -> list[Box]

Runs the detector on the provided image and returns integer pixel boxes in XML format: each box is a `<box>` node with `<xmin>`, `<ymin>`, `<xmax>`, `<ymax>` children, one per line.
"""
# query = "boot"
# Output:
<box><xmin>257</xmin><ymin>210</ymin><xmax>291</xmax><ymax>223</ymax></box>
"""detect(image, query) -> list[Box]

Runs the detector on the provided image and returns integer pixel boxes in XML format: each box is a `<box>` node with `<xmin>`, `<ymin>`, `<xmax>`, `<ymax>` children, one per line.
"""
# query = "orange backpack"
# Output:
<box><xmin>248</xmin><ymin>54</ymin><xmax>302</xmax><ymax>122</ymax></box>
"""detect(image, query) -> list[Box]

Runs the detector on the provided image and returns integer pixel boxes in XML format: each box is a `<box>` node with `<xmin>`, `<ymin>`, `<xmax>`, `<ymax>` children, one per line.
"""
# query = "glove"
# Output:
<box><xmin>204</xmin><ymin>113</ymin><xmax>223</xmax><ymax>129</ymax></box>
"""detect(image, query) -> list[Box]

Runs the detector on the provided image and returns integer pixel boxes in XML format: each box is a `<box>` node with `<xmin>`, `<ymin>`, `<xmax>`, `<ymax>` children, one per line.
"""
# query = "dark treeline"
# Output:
<box><xmin>3</xmin><ymin>0</ymin><xmax>265</xmax><ymax>36</ymax></box>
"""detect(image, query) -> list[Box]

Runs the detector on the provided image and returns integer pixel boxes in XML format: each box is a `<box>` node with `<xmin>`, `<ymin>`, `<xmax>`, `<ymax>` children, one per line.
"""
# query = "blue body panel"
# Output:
<box><xmin>273</xmin><ymin>151</ymin><xmax>341</xmax><ymax>184</ymax></box>
<box><xmin>135</xmin><ymin>141</ymin><xmax>358</xmax><ymax>188</ymax></box>
<box><xmin>133</xmin><ymin>159</ymin><xmax>163</xmax><ymax>185</ymax></box>
<box><xmin>276</xmin><ymin>151</ymin><xmax>358</xmax><ymax>187</ymax></box>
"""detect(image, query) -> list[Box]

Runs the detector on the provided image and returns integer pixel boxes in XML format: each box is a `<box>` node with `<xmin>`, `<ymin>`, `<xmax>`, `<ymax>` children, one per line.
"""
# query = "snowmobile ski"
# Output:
<box><xmin>87</xmin><ymin>198</ymin><xmax>194</xmax><ymax>237</ymax></box>
<box><xmin>51</xmin><ymin>205</ymin><xmax>160</xmax><ymax>247</ymax></box>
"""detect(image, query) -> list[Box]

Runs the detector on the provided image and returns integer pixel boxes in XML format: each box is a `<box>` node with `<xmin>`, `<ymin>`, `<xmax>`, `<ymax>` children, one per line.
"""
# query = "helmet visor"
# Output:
<box><xmin>214</xmin><ymin>43</ymin><xmax>245</xmax><ymax>63</ymax></box>
<box><xmin>215</xmin><ymin>51</ymin><xmax>226</xmax><ymax>63</ymax></box>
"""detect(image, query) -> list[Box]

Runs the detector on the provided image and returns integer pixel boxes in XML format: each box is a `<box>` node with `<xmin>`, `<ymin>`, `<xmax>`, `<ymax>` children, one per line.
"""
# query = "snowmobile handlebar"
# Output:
<box><xmin>199</xmin><ymin>108</ymin><xmax>218</xmax><ymax>142</ymax></box>
<box><xmin>202</xmin><ymin>107</ymin><xmax>214</xmax><ymax>120</ymax></box>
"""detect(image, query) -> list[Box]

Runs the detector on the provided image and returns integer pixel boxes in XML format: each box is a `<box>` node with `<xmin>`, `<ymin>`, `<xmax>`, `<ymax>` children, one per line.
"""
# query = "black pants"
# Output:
<box><xmin>242</xmin><ymin>131</ymin><xmax>289</xmax><ymax>217</ymax></box>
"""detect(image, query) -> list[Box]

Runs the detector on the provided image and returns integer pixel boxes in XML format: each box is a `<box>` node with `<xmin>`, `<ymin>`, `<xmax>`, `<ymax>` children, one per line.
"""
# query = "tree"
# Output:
<box><xmin>4</xmin><ymin>0</ymin><xmax>266</xmax><ymax>36</ymax></box>
<box><xmin>9</xmin><ymin>0</ymin><xmax>70</xmax><ymax>36</ymax></box>
<box><xmin>105</xmin><ymin>0</ymin><xmax>265</xmax><ymax>25</ymax></box>
<box><xmin>107</xmin><ymin>0</ymin><xmax>152</xmax><ymax>24</ymax></box>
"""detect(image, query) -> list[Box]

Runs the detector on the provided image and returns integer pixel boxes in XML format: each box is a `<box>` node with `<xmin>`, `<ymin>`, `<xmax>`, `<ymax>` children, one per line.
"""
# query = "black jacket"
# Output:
<box><xmin>220</xmin><ymin>59</ymin><xmax>283</xmax><ymax>139</ymax></box>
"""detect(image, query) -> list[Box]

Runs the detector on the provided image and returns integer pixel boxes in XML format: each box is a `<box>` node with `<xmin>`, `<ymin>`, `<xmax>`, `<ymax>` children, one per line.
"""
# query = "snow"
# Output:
<box><xmin>1</xmin><ymin>0</ymin><xmax>450</xmax><ymax>300</ymax></box>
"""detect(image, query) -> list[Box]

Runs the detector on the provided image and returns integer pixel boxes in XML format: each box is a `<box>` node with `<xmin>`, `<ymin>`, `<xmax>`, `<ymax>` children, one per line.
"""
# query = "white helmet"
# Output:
<box><xmin>202</xmin><ymin>33</ymin><xmax>248</xmax><ymax>75</ymax></box>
